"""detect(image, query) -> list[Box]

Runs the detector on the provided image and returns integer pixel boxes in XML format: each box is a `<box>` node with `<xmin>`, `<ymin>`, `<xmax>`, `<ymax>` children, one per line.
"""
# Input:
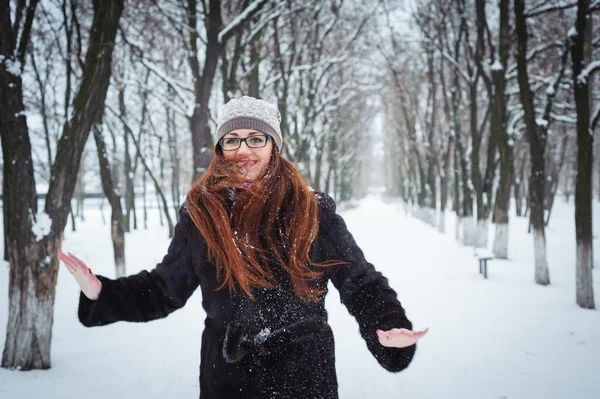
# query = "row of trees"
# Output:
<box><xmin>381</xmin><ymin>0</ymin><xmax>598</xmax><ymax>309</ymax></box>
<box><xmin>0</xmin><ymin>0</ymin><xmax>394</xmax><ymax>371</ymax></box>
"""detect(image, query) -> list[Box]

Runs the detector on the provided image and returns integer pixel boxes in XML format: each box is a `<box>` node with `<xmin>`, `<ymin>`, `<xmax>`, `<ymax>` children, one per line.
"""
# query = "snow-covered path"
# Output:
<box><xmin>1</xmin><ymin>196</ymin><xmax>599</xmax><ymax>398</ymax></box>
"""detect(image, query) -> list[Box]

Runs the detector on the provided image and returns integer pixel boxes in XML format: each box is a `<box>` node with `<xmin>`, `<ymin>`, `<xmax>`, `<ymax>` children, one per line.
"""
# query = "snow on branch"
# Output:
<box><xmin>577</xmin><ymin>60</ymin><xmax>600</xmax><ymax>85</ymax></box>
<box><xmin>525</xmin><ymin>1</ymin><xmax>578</xmax><ymax>18</ymax></box>
<box><xmin>291</xmin><ymin>55</ymin><xmax>348</xmax><ymax>72</ymax></box>
<box><xmin>541</xmin><ymin>38</ymin><xmax>570</xmax><ymax>128</ymax></box>
<box><xmin>550</xmin><ymin>112</ymin><xmax>577</xmax><ymax>124</ymax></box>
<box><xmin>242</xmin><ymin>1</ymin><xmax>289</xmax><ymax>47</ymax></box>
<box><xmin>218</xmin><ymin>0</ymin><xmax>270</xmax><ymax>44</ymax></box>
<box><xmin>139</xmin><ymin>59</ymin><xmax>194</xmax><ymax>114</ymax></box>
<box><xmin>120</xmin><ymin>34</ymin><xmax>194</xmax><ymax>115</ymax></box>
<box><xmin>528</xmin><ymin>41</ymin><xmax>564</xmax><ymax>62</ymax></box>
<box><xmin>440</xmin><ymin>50</ymin><xmax>470</xmax><ymax>83</ymax></box>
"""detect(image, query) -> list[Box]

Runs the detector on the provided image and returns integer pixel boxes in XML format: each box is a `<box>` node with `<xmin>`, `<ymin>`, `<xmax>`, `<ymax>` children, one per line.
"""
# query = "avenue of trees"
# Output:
<box><xmin>381</xmin><ymin>0</ymin><xmax>598</xmax><ymax>311</ymax></box>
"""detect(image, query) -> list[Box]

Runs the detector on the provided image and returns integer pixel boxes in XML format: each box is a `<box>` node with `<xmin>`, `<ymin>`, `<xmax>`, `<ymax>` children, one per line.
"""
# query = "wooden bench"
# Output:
<box><xmin>474</xmin><ymin>250</ymin><xmax>494</xmax><ymax>279</ymax></box>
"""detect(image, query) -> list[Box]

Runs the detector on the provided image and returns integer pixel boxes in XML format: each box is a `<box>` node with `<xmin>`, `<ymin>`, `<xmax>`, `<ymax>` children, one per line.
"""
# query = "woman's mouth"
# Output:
<box><xmin>235</xmin><ymin>159</ymin><xmax>257</xmax><ymax>171</ymax></box>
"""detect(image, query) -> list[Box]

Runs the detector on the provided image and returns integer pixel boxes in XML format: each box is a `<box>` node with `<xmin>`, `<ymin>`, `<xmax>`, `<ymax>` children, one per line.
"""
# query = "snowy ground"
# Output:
<box><xmin>0</xmin><ymin>196</ymin><xmax>599</xmax><ymax>399</ymax></box>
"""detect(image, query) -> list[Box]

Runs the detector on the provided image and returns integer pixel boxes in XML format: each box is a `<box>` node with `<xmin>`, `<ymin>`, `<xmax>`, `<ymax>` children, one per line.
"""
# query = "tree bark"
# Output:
<box><xmin>570</xmin><ymin>0</ymin><xmax>595</xmax><ymax>309</ymax></box>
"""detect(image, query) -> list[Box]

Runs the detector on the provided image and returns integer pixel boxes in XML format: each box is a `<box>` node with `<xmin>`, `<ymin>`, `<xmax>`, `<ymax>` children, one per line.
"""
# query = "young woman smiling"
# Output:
<box><xmin>59</xmin><ymin>96</ymin><xmax>427</xmax><ymax>399</ymax></box>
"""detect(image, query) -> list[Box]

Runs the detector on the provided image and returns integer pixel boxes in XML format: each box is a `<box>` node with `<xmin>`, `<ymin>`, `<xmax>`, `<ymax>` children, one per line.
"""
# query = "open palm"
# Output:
<box><xmin>58</xmin><ymin>251</ymin><xmax>102</xmax><ymax>300</ymax></box>
<box><xmin>376</xmin><ymin>327</ymin><xmax>429</xmax><ymax>348</ymax></box>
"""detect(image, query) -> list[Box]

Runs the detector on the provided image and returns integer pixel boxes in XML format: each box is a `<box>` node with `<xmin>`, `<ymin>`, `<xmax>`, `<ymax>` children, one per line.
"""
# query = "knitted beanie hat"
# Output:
<box><xmin>215</xmin><ymin>96</ymin><xmax>283</xmax><ymax>150</ymax></box>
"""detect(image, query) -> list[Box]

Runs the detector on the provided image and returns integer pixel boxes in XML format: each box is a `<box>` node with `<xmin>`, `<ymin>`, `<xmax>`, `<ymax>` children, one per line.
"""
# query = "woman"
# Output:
<box><xmin>59</xmin><ymin>96</ymin><xmax>427</xmax><ymax>399</ymax></box>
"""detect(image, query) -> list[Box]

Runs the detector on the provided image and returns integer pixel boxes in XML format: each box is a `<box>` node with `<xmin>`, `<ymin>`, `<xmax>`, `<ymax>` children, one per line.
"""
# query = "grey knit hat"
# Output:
<box><xmin>215</xmin><ymin>96</ymin><xmax>283</xmax><ymax>150</ymax></box>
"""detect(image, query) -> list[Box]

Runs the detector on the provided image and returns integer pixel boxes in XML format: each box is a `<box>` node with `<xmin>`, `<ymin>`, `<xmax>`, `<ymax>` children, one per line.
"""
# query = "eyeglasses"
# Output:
<box><xmin>219</xmin><ymin>134</ymin><xmax>271</xmax><ymax>151</ymax></box>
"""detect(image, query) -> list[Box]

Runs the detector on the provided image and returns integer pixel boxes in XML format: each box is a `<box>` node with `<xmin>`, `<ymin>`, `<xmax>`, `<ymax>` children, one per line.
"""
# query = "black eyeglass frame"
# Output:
<box><xmin>218</xmin><ymin>134</ymin><xmax>272</xmax><ymax>151</ymax></box>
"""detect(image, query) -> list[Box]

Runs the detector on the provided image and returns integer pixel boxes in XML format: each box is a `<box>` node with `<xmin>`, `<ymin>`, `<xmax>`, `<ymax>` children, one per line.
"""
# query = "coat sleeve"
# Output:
<box><xmin>78</xmin><ymin>205</ymin><xmax>201</xmax><ymax>327</ymax></box>
<box><xmin>317</xmin><ymin>192</ymin><xmax>416</xmax><ymax>372</ymax></box>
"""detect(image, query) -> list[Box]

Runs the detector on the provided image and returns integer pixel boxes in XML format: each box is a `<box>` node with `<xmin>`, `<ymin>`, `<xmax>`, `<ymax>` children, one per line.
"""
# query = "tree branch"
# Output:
<box><xmin>525</xmin><ymin>1</ymin><xmax>578</xmax><ymax>18</ymax></box>
<box><xmin>16</xmin><ymin>0</ymin><xmax>40</xmax><ymax>70</ymax></box>
<box><xmin>218</xmin><ymin>0</ymin><xmax>270</xmax><ymax>44</ymax></box>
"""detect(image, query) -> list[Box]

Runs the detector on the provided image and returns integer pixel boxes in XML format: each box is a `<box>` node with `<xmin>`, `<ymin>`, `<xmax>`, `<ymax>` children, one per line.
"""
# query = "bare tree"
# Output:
<box><xmin>1</xmin><ymin>0</ymin><xmax>124</xmax><ymax>370</ymax></box>
<box><xmin>570</xmin><ymin>0</ymin><xmax>597</xmax><ymax>309</ymax></box>
<box><xmin>514</xmin><ymin>0</ymin><xmax>570</xmax><ymax>285</ymax></box>
<box><xmin>489</xmin><ymin>0</ymin><xmax>514</xmax><ymax>259</ymax></box>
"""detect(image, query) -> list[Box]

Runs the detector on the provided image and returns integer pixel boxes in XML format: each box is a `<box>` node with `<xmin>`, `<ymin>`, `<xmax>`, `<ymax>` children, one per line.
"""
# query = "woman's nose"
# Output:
<box><xmin>236</xmin><ymin>140</ymin><xmax>253</xmax><ymax>154</ymax></box>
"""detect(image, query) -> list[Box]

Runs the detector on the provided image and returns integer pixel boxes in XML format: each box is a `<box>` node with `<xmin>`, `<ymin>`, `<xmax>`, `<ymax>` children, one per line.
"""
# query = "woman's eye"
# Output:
<box><xmin>250</xmin><ymin>137</ymin><xmax>265</xmax><ymax>144</ymax></box>
<box><xmin>224</xmin><ymin>138</ymin><xmax>239</xmax><ymax>145</ymax></box>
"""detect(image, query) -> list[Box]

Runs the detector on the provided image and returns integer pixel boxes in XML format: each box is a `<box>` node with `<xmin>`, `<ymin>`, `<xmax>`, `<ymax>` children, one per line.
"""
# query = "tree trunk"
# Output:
<box><xmin>142</xmin><ymin>168</ymin><xmax>148</xmax><ymax>230</ymax></box>
<box><xmin>448</xmin><ymin>14</ymin><xmax>473</xmax><ymax>245</ymax></box>
<box><xmin>514</xmin><ymin>0</ymin><xmax>550</xmax><ymax>285</ymax></box>
<box><xmin>545</xmin><ymin>132</ymin><xmax>569</xmax><ymax>226</ymax></box>
<box><xmin>514</xmin><ymin>151</ymin><xmax>527</xmax><ymax>217</ymax></box>
<box><xmin>481</xmin><ymin>135</ymin><xmax>496</xmax><ymax>238</ymax></box>
<box><xmin>74</xmin><ymin>168</ymin><xmax>85</xmax><ymax>221</ymax></box>
<box><xmin>249</xmin><ymin>19</ymin><xmax>261</xmax><ymax>98</ymax></box>
<box><xmin>439</xmin><ymin>136</ymin><xmax>453</xmax><ymax>234</ymax></box>
<box><xmin>167</xmin><ymin>106</ymin><xmax>181</xmax><ymax>219</ymax></box>
<box><xmin>120</xmin><ymin>87</ymin><xmax>135</xmax><ymax>233</ymax></box>
<box><xmin>571</xmin><ymin>0</ymin><xmax>595</xmax><ymax>309</ymax></box>
<box><xmin>69</xmin><ymin>206</ymin><xmax>76</xmax><ymax>232</ymax></box>
<box><xmin>453</xmin><ymin>145</ymin><xmax>462</xmax><ymax>242</ymax></box>
<box><xmin>1</xmin><ymin>0</ymin><xmax>124</xmax><ymax>370</ymax></box>
<box><xmin>597</xmin><ymin>149</ymin><xmax>600</xmax><ymax>202</ymax></box>
<box><xmin>469</xmin><ymin>82</ymin><xmax>487</xmax><ymax>248</ymax></box>
<box><xmin>491</xmin><ymin>0</ymin><xmax>512</xmax><ymax>260</ymax></box>
<box><xmin>425</xmin><ymin>48</ymin><xmax>438</xmax><ymax>227</ymax></box>
<box><xmin>0</xmin><ymin>0</ymin><xmax>45</xmax><ymax>369</ymax></box>
<box><xmin>93</xmin><ymin>126</ymin><xmax>126</xmax><ymax>278</ymax></box>
<box><xmin>314</xmin><ymin>134</ymin><xmax>326</xmax><ymax>192</ymax></box>
<box><xmin>474</xmin><ymin>0</ymin><xmax>497</xmax><ymax>248</ymax></box>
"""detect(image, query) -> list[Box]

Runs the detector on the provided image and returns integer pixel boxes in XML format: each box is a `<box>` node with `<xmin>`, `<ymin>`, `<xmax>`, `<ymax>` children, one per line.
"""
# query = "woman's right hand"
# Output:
<box><xmin>58</xmin><ymin>251</ymin><xmax>102</xmax><ymax>300</ymax></box>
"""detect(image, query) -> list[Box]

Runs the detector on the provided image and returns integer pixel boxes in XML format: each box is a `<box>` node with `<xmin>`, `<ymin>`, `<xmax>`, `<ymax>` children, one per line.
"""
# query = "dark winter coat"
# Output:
<box><xmin>78</xmin><ymin>192</ymin><xmax>416</xmax><ymax>398</ymax></box>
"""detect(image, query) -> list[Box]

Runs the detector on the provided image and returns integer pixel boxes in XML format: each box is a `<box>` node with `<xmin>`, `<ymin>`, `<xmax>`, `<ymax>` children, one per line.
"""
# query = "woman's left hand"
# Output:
<box><xmin>376</xmin><ymin>327</ymin><xmax>429</xmax><ymax>348</ymax></box>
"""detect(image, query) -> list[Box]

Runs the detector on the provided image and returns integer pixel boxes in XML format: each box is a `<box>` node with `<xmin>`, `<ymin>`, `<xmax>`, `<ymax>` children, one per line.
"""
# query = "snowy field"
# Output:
<box><xmin>1</xmin><ymin>196</ymin><xmax>599</xmax><ymax>399</ymax></box>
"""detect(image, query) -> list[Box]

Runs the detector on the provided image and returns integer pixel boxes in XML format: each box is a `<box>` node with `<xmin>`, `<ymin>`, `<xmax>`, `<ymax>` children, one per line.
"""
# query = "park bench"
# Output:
<box><xmin>474</xmin><ymin>250</ymin><xmax>494</xmax><ymax>279</ymax></box>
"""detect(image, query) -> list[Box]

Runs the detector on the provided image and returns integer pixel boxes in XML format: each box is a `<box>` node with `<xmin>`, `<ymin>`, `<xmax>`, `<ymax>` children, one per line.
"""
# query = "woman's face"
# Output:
<box><xmin>220</xmin><ymin>129</ymin><xmax>274</xmax><ymax>181</ymax></box>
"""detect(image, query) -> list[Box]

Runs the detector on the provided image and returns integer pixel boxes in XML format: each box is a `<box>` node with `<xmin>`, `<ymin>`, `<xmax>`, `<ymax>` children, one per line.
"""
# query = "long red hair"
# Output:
<box><xmin>186</xmin><ymin>146</ymin><xmax>339</xmax><ymax>302</ymax></box>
